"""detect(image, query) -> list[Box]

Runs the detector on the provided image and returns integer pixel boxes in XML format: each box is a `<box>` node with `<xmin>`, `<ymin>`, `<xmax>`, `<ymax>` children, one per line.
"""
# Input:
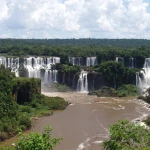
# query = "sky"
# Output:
<box><xmin>0</xmin><ymin>0</ymin><xmax>150</xmax><ymax>39</ymax></box>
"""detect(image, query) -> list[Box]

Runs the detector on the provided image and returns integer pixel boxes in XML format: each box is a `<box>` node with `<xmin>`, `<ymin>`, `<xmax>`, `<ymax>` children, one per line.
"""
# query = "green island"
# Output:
<box><xmin>0</xmin><ymin>38</ymin><xmax>150</xmax><ymax>149</ymax></box>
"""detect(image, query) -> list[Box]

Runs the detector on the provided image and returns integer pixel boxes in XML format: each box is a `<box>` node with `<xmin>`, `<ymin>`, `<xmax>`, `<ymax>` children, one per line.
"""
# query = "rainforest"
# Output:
<box><xmin>0</xmin><ymin>38</ymin><xmax>150</xmax><ymax>150</ymax></box>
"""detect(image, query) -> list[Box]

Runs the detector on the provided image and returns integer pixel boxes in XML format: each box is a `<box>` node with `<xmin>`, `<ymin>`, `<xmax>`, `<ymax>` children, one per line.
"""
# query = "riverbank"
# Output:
<box><xmin>33</xmin><ymin>93</ymin><xmax>149</xmax><ymax>150</ymax></box>
<box><xmin>1</xmin><ymin>92</ymin><xmax>149</xmax><ymax>150</ymax></box>
<box><xmin>42</xmin><ymin>92</ymin><xmax>137</xmax><ymax>104</ymax></box>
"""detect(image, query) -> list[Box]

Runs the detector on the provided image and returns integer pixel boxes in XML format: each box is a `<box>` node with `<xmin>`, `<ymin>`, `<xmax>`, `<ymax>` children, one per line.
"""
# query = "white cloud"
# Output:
<box><xmin>0</xmin><ymin>0</ymin><xmax>150</xmax><ymax>38</ymax></box>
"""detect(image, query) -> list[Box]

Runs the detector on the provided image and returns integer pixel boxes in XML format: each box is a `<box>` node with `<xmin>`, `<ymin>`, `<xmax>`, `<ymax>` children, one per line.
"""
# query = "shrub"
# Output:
<box><xmin>43</xmin><ymin>96</ymin><xmax>68</xmax><ymax>110</ymax></box>
<box><xmin>53</xmin><ymin>83</ymin><xmax>72</xmax><ymax>92</ymax></box>
<box><xmin>89</xmin><ymin>86</ymin><xmax>117</xmax><ymax>97</ymax></box>
<box><xmin>117</xmin><ymin>84</ymin><xmax>138</xmax><ymax>97</ymax></box>
<box><xmin>18</xmin><ymin>115</ymin><xmax>31</xmax><ymax>129</ymax></box>
<box><xmin>16</xmin><ymin>126</ymin><xmax>62</xmax><ymax>150</ymax></box>
<box><xmin>103</xmin><ymin>120</ymin><xmax>150</xmax><ymax>149</ymax></box>
<box><xmin>0</xmin><ymin>132</ymin><xmax>8</xmax><ymax>142</ymax></box>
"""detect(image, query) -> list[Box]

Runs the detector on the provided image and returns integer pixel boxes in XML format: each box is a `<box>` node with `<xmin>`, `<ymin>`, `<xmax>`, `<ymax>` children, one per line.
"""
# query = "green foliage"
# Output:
<box><xmin>55</xmin><ymin>63</ymin><xmax>80</xmax><ymax>74</ymax></box>
<box><xmin>97</xmin><ymin>61</ymin><xmax>125</xmax><ymax>87</ymax></box>
<box><xmin>117</xmin><ymin>84</ymin><xmax>138</xmax><ymax>97</ymax></box>
<box><xmin>12</xmin><ymin>77</ymin><xmax>41</xmax><ymax>104</ymax></box>
<box><xmin>89</xmin><ymin>87</ymin><xmax>117</xmax><ymax>97</ymax></box>
<box><xmin>103</xmin><ymin>120</ymin><xmax>150</xmax><ymax>150</ymax></box>
<box><xmin>0</xmin><ymin>66</ymin><xmax>67</xmax><ymax>143</ymax></box>
<box><xmin>0</xmin><ymin>39</ymin><xmax>150</xmax><ymax>67</ymax></box>
<box><xmin>89</xmin><ymin>84</ymin><xmax>138</xmax><ymax>97</ymax></box>
<box><xmin>0</xmin><ymin>146</ymin><xmax>15</xmax><ymax>150</ymax></box>
<box><xmin>0</xmin><ymin>126</ymin><xmax>62</xmax><ymax>150</ymax></box>
<box><xmin>42</xmin><ymin>95</ymin><xmax>68</xmax><ymax>110</ymax></box>
<box><xmin>16</xmin><ymin>126</ymin><xmax>62</xmax><ymax>150</ymax></box>
<box><xmin>53</xmin><ymin>83</ymin><xmax>73</xmax><ymax>92</ymax></box>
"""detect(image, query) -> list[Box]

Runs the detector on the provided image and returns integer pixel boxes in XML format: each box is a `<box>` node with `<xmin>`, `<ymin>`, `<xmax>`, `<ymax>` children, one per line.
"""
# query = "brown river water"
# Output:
<box><xmin>1</xmin><ymin>92</ymin><xmax>150</xmax><ymax>150</ymax></box>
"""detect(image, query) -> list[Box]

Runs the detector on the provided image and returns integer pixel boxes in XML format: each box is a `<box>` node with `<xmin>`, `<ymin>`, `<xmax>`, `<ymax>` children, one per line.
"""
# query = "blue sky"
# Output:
<box><xmin>0</xmin><ymin>0</ymin><xmax>150</xmax><ymax>39</ymax></box>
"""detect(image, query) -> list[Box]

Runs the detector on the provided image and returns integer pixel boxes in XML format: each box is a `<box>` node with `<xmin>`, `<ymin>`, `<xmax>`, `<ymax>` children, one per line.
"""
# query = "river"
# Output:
<box><xmin>31</xmin><ymin>92</ymin><xmax>150</xmax><ymax>150</ymax></box>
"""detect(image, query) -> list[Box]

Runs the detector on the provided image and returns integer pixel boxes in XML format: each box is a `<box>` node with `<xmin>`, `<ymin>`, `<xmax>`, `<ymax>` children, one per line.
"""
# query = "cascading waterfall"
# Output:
<box><xmin>24</xmin><ymin>57</ymin><xmax>41</xmax><ymax>78</ymax></box>
<box><xmin>129</xmin><ymin>57</ymin><xmax>135</xmax><ymax>68</ymax></box>
<box><xmin>136</xmin><ymin>58</ymin><xmax>150</xmax><ymax>90</ymax></box>
<box><xmin>116</xmin><ymin>57</ymin><xmax>124</xmax><ymax>64</ymax></box>
<box><xmin>76</xmin><ymin>70</ymin><xmax>88</xmax><ymax>93</ymax></box>
<box><xmin>23</xmin><ymin>57</ymin><xmax>60</xmax><ymax>87</ymax></box>
<box><xmin>0</xmin><ymin>57</ymin><xmax>19</xmax><ymax>76</ymax></box>
<box><xmin>86</xmin><ymin>57</ymin><xmax>97</xmax><ymax>66</ymax></box>
<box><xmin>69</xmin><ymin>57</ymin><xmax>82</xmax><ymax>66</ymax></box>
<box><xmin>0</xmin><ymin>56</ymin><xmax>7</xmax><ymax>68</ymax></box>
<box><xmin>53</xmin><ymin>70</ymin><xmax>58</xmax><ymax>83</ymax></box>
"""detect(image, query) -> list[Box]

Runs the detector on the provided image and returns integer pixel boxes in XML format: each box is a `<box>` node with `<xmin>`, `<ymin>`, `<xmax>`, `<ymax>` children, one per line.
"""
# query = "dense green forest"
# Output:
<box><xmin>0</xmin><ymin>38</ymin><xmax>149</xmax><ymax>67</ymax></box>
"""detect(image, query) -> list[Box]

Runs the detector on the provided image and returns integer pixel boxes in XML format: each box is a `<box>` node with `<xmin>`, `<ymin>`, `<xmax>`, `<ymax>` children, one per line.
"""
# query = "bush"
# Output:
<box><xmin>43</xmin><ymin>96</ymin><xmax>68</xmax><ymax>110</ymax></box>
<box><xmin>0</xmin><ymin>132</ymin><xmax>8</xmax><ymax>142</ymax></box>
<box><xmin>16</xmin><ymin>126</ymin><xmax>62</xmax><ymax>150</ymax></box>
<box><xmin>89</xmin><ymin>85</ymin><xmax>138</xmax><ymax>97</ymax></box>
<box><xmin>89</xmin><ymin>87</ymin><xmax>117</xmax><ymax>97</ymax></box>
<box><xmin>117</xmin><ymin>84</ymin><xmax>138</xmax><ymax>97</ymax></box>
<box><xmin>103</xmin><ymin>120</ymin><xmax>150</xmax><ymax>149</ymax></box>
<box><xmin>53</xmin><ymin>83</ymin><xmax>73</xmax><ymax>92</ymax></box>
<box><xmin>19</xmin><ymin>105</ymin><xmax>32</xmax><ymax>113</ymax></box>
<box><xmin>18</xmin><ymin>115</ymin><xmax>31</xmax><ymax>129</ymax></box>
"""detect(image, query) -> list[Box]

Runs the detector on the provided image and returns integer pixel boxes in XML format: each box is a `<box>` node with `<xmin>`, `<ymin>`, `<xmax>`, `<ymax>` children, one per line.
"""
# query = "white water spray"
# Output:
<box><xmin>76</xmin><ymin>70</ymin><xmax>88</xmax><ymax>93</ymax></box>
<box><xmin>136</xmin><ymin>58</ymin><xmax>150</xmax><ymax>90</ymax></box>
<box><xmin>86</xmin><ymin>57</ymin><xmax>97</xmax><ymax>66</ymax></box>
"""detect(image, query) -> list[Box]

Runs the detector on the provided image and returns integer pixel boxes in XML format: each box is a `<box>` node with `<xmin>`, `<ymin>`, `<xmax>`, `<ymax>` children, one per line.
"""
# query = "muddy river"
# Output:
<box><xmin>1</xmin><ymin>92</ymin><xmax>150</xmax><ymax>150</ymax></box>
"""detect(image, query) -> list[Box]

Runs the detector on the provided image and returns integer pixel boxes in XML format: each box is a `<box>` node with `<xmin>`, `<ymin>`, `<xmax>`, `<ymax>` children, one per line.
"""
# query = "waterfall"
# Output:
<box><xmin>76</xmin><ymin>70</ymin><xmax>88</xmax><ymax>93</ymax></box>
<box><xmin>53</xmin><ymin>70</ymin><xmax>58</xmax><ymax>83</ymax></box>
<box><xmin>136</xmin><ymin>72</ymin><xmax>142</xmax><ymax>87</ymax></box>
<box><xmin>116</xmin><ymin>57</ymin><xmax>124</xmax><ymax>64</ymax></box>
<box><xmin>0</xmin><ymin>57</ymin><xmax>19</xmax><ymax>76</ymax></box>
<box><xmin>44</xmin><ymin>69</ymin><xmax>49</xmax><ymax>84</ymax></box>
<box><xmin>0</xmin><ymin>56</ymin><xmax>7</xmax><ymax>68</ymax></box>
<box><xmin>23</xmin><ymin>56</ymin><xmax>60</xmax><ymax>88</ymax></box>
<box><xmin>86</xmin><ymin>57</ymin><xmax>97</xmax><ymax>66</ymax></box>
<box><xmin>24</xmin><ymin>57</ymin><xmax>40</xmax><ymax>78</ymax></box>
<box><xmin>136</xmin><ymin>58</ymin><xmax>150</xmax><ymax>90</ymax></box>
<box><xmin>129</xmin><ymin>57</ymin><xmax>135</xmax><ymax>68</ymax></box>
<box><xmin>69</xmin><ymin>57</ymin><xmax>82</xmax><ymax>66</ymax></box>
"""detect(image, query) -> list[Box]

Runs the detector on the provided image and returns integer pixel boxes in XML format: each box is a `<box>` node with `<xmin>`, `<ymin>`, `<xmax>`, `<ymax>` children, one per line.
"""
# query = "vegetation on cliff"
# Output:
<box><xmin>0</xmin><ymin>65</ymin><xmax>67</xmax><ymax>142</ymax></box>
<box><xmin>93</xmin><ymin>61</ymin><xmax>137</xmax><ymax>88</ymax></box>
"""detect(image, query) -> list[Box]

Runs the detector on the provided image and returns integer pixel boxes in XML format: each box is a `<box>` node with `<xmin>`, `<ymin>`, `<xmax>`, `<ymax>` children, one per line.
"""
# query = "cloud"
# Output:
<box><xmin>0</xmin><ymin>0</ymin><xmax>150</xmax><ymax>38</ymax></box>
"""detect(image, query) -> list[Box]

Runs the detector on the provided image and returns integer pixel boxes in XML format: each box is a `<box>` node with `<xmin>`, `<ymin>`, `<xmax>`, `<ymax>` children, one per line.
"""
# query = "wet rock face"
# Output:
<box><xmin>137</xmin><ymin>88</ymin><xmax>150</xmax><ymax>103</ymax></box>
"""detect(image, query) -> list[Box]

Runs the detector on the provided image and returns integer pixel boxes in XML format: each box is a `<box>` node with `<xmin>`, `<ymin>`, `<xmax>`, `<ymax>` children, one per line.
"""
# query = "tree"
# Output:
<box><xmin>98</xmin><ymin>61</ymin><xmax>125</xmax><ymax>88</ymax></box>
<box><xmin>103</xmin><ymin>120</ymin><xmax>150</xmax><ymax>150</ymax></box>
<box><xmin>16</xmin><ymin>126</ymin><xmax>62</xmax><ymax>150</ymax></box>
